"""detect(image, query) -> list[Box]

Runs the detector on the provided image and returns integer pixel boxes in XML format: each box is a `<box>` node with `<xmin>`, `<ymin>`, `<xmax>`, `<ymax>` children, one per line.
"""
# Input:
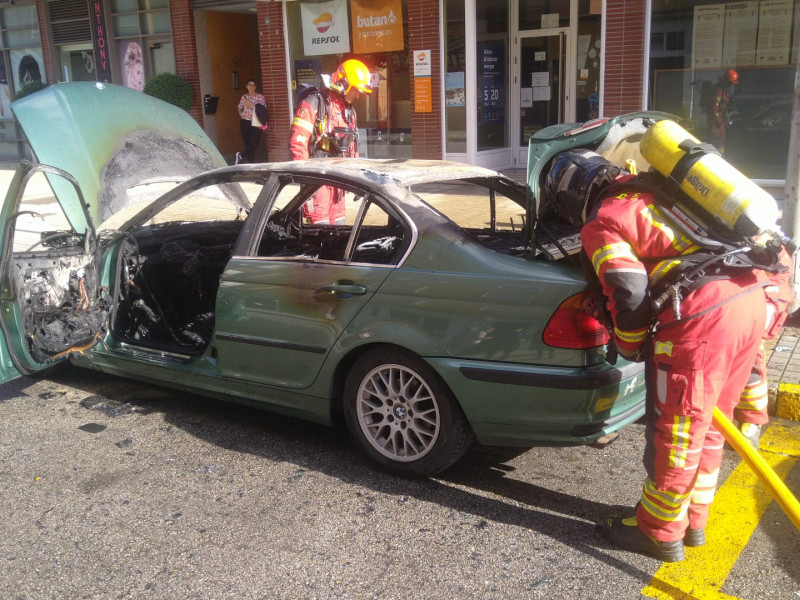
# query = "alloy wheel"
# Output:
<box><xmin>354</xmin><ymin>363</ymin><xmax>441</xmax><ymax>462</ymax></box>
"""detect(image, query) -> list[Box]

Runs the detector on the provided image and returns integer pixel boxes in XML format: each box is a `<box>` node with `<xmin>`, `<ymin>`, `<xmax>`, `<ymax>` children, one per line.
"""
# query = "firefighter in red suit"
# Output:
<box><xmin>708</xmin><ymin>69</ymin><xmax>738</xmax><ymax>153</ymax></box>
<box><xmin>734</xmin><ymin>245</ymin><xmax>793</xmax><ymax>448</ymax></box>
<box><xmin>545</xmin><ymin>149</ymin><xmax>781</xmax><ymax>562</ymax></box>
<box><xmin>290</xmin><ymin>59</ymin><xmax>371</xmax><ymax>225</ymax></box>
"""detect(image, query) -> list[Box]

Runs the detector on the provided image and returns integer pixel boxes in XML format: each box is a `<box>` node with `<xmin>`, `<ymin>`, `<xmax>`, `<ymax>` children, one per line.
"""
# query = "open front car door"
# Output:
<box><xmin>0</xmin><ymin>161</ymin><xmax>107</xmax><ymax>384</ymax></box>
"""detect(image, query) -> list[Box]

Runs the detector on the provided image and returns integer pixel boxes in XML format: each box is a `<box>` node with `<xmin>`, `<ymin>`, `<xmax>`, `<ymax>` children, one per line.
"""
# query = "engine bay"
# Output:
<box><xmin>11</xmin><ymin>254</ymin><xmax>109</xmax><ymax>363</ymax></box>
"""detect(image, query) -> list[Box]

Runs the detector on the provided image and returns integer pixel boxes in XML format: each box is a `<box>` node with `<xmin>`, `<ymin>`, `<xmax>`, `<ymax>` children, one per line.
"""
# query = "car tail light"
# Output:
<box><xmin>543</xmin><ymin>291</ymin><xmax>610</xmax><ymax>349</ymax></box>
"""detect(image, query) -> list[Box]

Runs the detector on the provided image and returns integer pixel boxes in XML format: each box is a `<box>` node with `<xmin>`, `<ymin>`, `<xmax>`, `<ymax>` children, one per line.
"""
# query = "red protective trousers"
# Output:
<box><xmin>735</xmin><ymin>342</ymin><xmax>769</xmax><ymax>426</ymax></box>
<box><xmin>735</xmin><ymin>247</ymin><xmax>793</xmax><ymax>426</ymax></box>
<box><xmin>637</xmin><ymin>277</ymin><xmax>766</xmax><ymax>541</ymax></box>
<box><xmin>580</xmin><ymin>188</ymin><xmax>774</xmax><ymax>542</ymax></box>
<box><xmin>302</xmin><ymin>185</ymin><xmax>345</xmax><ymax>225</ymax></box>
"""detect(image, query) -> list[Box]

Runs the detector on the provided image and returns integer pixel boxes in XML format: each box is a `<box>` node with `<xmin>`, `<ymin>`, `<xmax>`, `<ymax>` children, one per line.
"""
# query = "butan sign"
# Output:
<box><xmin>351</xmin><ymin>0</ymin><xmax>404</xmax><ymax>54</ymax></box>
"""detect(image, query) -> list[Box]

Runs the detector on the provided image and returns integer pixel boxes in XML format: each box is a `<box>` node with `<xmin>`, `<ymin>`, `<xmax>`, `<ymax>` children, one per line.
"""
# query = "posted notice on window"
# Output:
<box><xmin>723</xmin><ymin>2</ymin><xmax>758</xmax><ymax>67</ymax></box>
<box><xmin>692</xmin><ymin>4</ymin><xmax>725</xmax><ymax>68</ymax></box>
<box><xmin>757</xmin><ymin>0</ymin><xmax>793</xmax><ymax>65</ymax></box>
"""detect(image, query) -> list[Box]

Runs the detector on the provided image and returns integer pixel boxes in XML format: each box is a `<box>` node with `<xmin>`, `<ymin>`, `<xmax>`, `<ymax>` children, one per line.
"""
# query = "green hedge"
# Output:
<box><xmin>143</xmin><ymin>73</ymin><xmax>194</xmax><ymax>112</ymax></box>
<box><xmin>14</xmin><ymin>81</ymin><xmax>47</xmax><ymax>101</ymax></box>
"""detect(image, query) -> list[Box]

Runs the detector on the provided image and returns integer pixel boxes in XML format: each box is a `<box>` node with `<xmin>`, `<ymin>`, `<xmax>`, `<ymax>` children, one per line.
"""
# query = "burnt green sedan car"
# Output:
<box><xmin>0</xmin><ymin>83</ymin><xmax>645</xmax><ymax>475</ymax></box>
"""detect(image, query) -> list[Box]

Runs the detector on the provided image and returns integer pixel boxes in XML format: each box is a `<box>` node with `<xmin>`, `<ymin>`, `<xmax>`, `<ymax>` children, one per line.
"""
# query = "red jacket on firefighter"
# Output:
<box><xmin>290</xmin><ymin>59</ymin><xmax>371</xmax><ymax>225</ymax></box>
<box><xmin>545</xmin><ymin>149</ymin><xmax>780</xmax><ymax>559</ymax></box>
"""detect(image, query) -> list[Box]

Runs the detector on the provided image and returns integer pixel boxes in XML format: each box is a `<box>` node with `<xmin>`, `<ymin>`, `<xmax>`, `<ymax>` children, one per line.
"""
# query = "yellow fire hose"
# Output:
<box><xmin>712</xmin><ymin>406</ymin><xmax>800</xmax><ymax>531</ymax></box>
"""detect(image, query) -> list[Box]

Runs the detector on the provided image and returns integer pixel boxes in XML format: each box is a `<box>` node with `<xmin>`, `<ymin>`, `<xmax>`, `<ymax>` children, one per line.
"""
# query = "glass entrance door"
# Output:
<box><xmin>515</xmin><ymin>32</ymin><xmax>570</xmax><ymax>165</ymax></box>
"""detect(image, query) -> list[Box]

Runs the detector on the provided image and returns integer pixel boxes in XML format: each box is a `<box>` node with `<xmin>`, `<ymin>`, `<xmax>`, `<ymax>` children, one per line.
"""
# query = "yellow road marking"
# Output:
<box><xmin>641</xmin><ymin>421</ymin><xmax>800</xmax><ymax>600</ymax></box>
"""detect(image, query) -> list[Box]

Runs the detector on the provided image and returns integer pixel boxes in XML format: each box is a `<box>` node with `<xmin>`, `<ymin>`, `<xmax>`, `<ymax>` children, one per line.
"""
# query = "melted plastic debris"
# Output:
<box><xmin>80</xmin><ymin>395</ymin><xmax>137</xmax><ymax>417</ymax></box>
<box><xmin>78</xmin><ymin>422</ymin><xmax>107</xmax><ymax>433</ymax></box>
<box><xmin>38</xmin><ymin>391</ymin><xmax>68</xmax><ymax>400</ymax></box>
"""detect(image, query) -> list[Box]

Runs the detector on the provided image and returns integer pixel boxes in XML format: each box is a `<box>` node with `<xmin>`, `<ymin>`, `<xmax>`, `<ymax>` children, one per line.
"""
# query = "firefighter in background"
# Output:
<box><xmin>545</xmin><ymin>150</ymin><xmax>774</xmax><ymax>562</ymax></box>
<box><xmin>708</xmin><ymin>69</ymin><xmax>738</xmax><ymax>153</ymax></box>
<box><xmin>290</xmin><ymin>59</ymin><xmax>372</xmax><ymax>225</ymax></box>
<box><xmin>733</xmin><ymin>245</ymin><xmax>793</xmax><ymax>449</ymax></box>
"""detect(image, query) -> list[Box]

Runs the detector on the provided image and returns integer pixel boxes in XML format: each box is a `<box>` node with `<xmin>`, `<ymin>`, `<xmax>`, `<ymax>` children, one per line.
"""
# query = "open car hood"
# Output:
<box><xmin>11</xmin><ymin>82</ymin><xmax>227</xmax><ymax>232</ymax></box>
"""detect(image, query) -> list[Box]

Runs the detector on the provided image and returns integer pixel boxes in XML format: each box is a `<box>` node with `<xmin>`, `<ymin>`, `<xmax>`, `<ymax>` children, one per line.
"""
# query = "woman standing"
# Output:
<box><xmin>236</xmin><ymin>79</ymin><xmax>268</xmax><ymax>164</ymax></box>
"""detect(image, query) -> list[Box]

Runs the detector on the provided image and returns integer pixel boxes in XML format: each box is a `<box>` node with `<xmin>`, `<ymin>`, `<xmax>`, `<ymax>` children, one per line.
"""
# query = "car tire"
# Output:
<box><xmin>343</xmin><ymin>348</ymin><xmax>474</xmax><ymax>476</ymax></box>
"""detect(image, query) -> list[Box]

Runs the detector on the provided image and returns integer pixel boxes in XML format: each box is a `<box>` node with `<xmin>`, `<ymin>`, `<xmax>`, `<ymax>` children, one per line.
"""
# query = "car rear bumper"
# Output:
<box><xmin>427</xmin><ymin>357</ymin><xmax>646</xmax><ymax>447</ymax></box>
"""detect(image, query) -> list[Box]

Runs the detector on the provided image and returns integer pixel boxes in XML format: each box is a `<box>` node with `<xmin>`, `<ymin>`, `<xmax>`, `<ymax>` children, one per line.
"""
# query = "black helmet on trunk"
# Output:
<box><xmin>544</xmin><ymin>150</ymin><xmax>623</xmax><ymax>227</ymax></box>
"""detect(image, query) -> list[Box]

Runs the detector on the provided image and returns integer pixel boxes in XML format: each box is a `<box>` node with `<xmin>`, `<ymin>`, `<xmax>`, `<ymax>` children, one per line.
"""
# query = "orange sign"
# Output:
<box><xmin>414</xmin><ymin>77</ymin><xmax>432</xmax><ymax>113</ymax></box>
<box><xmin>351</xmin><ymin>0</ymin><xmax>404</xmax><ymax>54</ymax></box>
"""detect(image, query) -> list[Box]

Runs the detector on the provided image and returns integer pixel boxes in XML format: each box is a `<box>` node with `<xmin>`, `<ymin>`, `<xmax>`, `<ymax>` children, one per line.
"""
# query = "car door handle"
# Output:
<box><xmin>321</xmin><ymin>283</ymin><xmax>367</xmax><ymax>297</ymax></box>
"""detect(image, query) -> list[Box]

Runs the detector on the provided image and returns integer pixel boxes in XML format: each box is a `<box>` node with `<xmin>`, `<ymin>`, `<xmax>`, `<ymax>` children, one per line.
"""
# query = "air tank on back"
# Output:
<box><xmin>639</xmin><ymin>119</ymin><xmax>785</xmax><ymax>244</ymax></box>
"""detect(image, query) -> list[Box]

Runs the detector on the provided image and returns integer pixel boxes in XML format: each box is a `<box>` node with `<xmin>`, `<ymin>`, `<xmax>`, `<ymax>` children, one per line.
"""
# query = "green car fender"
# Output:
<box><xmin>310</xmin><ymin>308</ymin><xmax>451</xmax><ymax>403</ymax></box>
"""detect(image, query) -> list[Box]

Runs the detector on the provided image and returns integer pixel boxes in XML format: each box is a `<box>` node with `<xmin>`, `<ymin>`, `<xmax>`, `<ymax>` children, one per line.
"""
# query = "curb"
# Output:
<box><xmin>769</xmin><ymin>321</ymin><xmax>800</xmax><ymax>422</ymax></box>
<box><xmin>776</xmin><ymin>384</ymin><xmax>800</xmax><ymax>420</ymax></box>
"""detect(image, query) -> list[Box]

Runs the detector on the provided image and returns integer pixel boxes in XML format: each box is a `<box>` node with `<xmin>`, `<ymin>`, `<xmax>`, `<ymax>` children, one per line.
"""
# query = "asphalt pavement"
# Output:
<box><xmin>1</xmin><ymin>367</ymin><xmax>798</xmax><ymax>599</ymax></box>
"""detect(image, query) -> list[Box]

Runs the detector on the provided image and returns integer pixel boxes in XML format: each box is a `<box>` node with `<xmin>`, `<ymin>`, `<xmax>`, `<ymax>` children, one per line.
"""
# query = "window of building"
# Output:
<box><xmin>47</xmin><ymin>0</ymin><xmax>96</xmax><ymax>83</ymax></box>
<box><xmin>0</xmin><ymin>2</ymin><xmax>43</xmax><ymax>159</ymax></box>
<box><xmin>58</xmin><ymin>43</ymin><xmax>97</xmax><ymax>82</ymax></box>
<box><xmin>477</xmin><ymin>0</ymin><xmax>509</xmax><ymax>152</ymax></box>
<box><xmin>650</xmin><ymin>0</ymin><xmax>798</xmax><ymax>179</ymax></box>
<box><xmin>576</xmin><ymin>1</ymin><xmax>601</xmax><ymax>122</ymax></box>
<box><xmin>518</xmin><ymin>0</ymin><xmax>570</xmax><ymax>31</ymax></box>
<box><xmin>286</xmin><ymin>0</ymin><xmax>410</xmax><ymax>159</ymax></box>
<box><xmin>111</xmin><ymin>0</ymin><xmax>174</xmax><ymax>91</ymax></box>
<box><xmin>445</xmin><ymin>0</ymin><xmax>466</xmax><ymax>153</ymax></box>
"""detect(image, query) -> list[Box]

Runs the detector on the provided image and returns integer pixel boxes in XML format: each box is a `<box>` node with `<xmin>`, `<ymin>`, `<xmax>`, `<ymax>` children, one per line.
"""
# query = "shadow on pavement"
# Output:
<box><xmin>11</xmin><ymin>364</ymin><xmax>667</xmax><ymax>583</ymax></box>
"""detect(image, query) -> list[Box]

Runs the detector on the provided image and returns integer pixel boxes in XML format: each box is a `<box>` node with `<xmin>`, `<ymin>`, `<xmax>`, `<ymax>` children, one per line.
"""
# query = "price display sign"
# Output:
<box><xmin>480</xmin><ymin>42</ymin><xmax>505</xmax><ymax>124</ymax></box>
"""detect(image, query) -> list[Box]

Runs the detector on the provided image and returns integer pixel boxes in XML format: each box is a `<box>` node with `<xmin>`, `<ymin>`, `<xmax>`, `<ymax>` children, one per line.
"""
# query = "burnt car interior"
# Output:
<box><xmin>411</xmin><ymin>177</ymin><xmax>530</xmax><ymax>257</ymax></box>
<box><xmin>412</xmin><ymin>177</ymin><xmax>582</xmax><ymax>264</ymax></box>
<box><xmin>532</xmin><ymin>217</ymin><xmax>583</xmax><ymax>262</ymax></box>
<box><xmin>110</xmin><ymin>178</ymin><xmax>411</xmax><ymax>356</ymax></box>
<box><xmin>11</xmin><ymin>249</ymin><xmax>110</xmax><ymax>363</ymax></box>
<box><xmin>113</xmin><ymin>219</ymin><xmax>244</xmax><ymax>354</ymax></box>
<box><xmin>107</xmin><ymin>176</ymin><xmax>254</xmax><ymax>355</ymax></box>
<box><xmin>256</xmin><ymin>180</ymin><xmax>409</xmax><ymax>265</ymax></box>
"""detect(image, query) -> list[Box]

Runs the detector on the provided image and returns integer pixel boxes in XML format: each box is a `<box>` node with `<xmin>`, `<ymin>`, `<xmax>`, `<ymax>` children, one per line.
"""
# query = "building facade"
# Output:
<box><xmin>0</xmin><ymin>0</ymin><xmax>796</xmax><ymax>180</ymax></box>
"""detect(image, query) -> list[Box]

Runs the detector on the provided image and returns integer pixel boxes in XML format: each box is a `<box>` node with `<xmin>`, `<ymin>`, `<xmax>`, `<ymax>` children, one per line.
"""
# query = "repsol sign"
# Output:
<box><xmin>312</xmin><ymin>35</ymin><xmax>341</xmax><ymax>45</ymax></box>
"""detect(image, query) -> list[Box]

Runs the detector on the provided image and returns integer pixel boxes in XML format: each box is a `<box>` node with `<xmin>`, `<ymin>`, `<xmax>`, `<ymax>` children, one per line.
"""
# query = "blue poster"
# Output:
<box><xmin>445</xmin><ymin>72</ymin><xmax>465</xmax><ymax>107</ymax></box>
<box><xmin>480</xmin><ymin>42</ymin><xmax>505</xmax><ymax>124</ymax></box>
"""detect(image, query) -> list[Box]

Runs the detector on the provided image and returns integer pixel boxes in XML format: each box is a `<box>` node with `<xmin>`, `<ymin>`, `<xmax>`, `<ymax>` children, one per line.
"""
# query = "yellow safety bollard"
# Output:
<box><xmin>712</xmin><ymin>406</ymin><xmax>800</xmax><ymax>532</ymax></box>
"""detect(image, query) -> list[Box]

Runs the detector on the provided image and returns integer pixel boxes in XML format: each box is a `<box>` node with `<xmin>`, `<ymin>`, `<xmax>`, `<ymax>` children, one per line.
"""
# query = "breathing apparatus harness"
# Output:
<box><xmin>602</xmin><ymin>139</ymin><xmax>788</xmax><ymax>324</ymax></box>
<box><xmin>296</xmin><ymin>84</ymin><xmax>358</xmax><ymax>158</ymax></box>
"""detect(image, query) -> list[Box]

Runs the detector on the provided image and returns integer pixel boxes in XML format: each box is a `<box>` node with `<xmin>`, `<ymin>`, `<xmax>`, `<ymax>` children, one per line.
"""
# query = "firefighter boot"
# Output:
<box><xmin>600</xmin><ymin>516</ymin><xmax>685</xmax><ymax>562</ymax></box>
<box><xmin>740</xmin><ymin>423</ymin><xmax>762</xmax><ymax>449</ymax></box>
<box><xmin>683</xmin><ymin>527</ymin><xmax>706</xmax><ymax>547</ymax></box>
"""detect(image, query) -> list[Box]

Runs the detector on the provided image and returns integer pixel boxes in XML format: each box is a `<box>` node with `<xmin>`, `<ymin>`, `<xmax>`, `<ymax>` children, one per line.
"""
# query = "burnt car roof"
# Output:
<box><xmin>245</xmin><ymin>158</ymin><xmax>511</xmax><ymax>186</ymax></box>
<box><xmin>106</xmin><ymin>158</ymin><xmax>523</xmax><ymax>236</ymax></box>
